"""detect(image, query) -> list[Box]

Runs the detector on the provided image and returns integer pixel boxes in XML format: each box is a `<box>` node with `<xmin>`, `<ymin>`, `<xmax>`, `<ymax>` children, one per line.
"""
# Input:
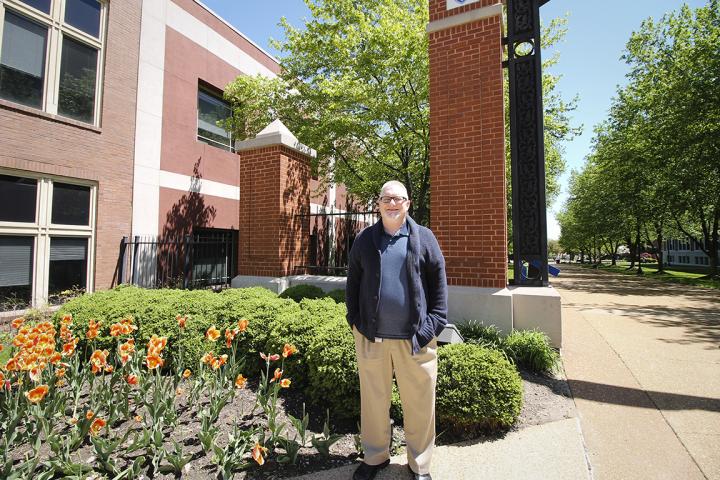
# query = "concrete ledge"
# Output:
<box><xmin>287</xmin><ymin>275</ymin><xmax>347</xmax><ymax>293</ymax></box>
<box><xmin>509</xmin><ymin>285</ymin><xmax>562</xmax><ymax>348</ymax></box>
<box><xmin>230</xmin><ymin>275</ymin><xmax>289</xmax><ymax>294</ymax></box>
<box><xmin>447</xmin><ymin>285</ymin><xmax>513</xmax><ymax>334</ymax></box>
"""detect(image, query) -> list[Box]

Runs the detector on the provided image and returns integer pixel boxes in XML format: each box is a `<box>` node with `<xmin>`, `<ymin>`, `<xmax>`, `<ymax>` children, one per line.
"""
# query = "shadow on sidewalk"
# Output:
<box><xmin>567</xmin><ymin>379</ymin><xmax>720</xmax><ymax>413</ymax></box>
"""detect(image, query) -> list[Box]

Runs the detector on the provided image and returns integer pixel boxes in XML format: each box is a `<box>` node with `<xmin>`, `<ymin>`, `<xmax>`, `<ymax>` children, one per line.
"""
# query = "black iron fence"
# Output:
<box><xmin>294</xmin><ymin>210</ymin><xmax>377</xmax><ymax>275</ymax></box>
<box><xmin>118</xmin><ymin>229</ymin><xmax>238</xmax><ymax>289</ymax></box>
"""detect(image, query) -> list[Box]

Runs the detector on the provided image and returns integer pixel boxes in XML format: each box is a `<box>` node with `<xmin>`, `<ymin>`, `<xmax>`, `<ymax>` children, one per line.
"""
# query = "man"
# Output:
<box><xmin>346</xmin><ymin>180</ymin><xmax>448</xmax><ymax>480</ymax></box>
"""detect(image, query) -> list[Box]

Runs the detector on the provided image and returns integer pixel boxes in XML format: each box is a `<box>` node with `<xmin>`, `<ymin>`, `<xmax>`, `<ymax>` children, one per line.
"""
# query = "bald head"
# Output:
<box><xmin>380</xmin><ymin>181</ymin><xmax>408</xmax><ymax>199</ymax></box>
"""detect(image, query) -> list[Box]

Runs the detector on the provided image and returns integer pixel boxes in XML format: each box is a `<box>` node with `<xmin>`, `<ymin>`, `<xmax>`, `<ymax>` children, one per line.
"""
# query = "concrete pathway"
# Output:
<box><xmin>553</xmin><ymin>264</ymin><xmax>720</xmax><ymax>480</ymax></box>
<box><xmin>291</xmin><ymin>417</ymin><xmax>590</xmax><ymax>480</ymax></box>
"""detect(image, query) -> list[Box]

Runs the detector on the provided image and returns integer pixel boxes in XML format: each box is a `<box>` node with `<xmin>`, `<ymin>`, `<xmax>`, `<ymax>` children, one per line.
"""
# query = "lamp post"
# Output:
<box><xmin>505</xmin><ymin>0</ymin><xmax>551</xmax><ymax>286</ymax></box>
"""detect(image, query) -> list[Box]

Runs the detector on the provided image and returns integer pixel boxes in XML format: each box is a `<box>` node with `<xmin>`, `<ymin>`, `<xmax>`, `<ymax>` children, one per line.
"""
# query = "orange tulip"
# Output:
<box><xmin>25</xmin><ymin>385</ymin><xmax>49</xmax><ymax>403</ymax></box>
<box><xmin>201</xmin><ymin>352</ymin><xmax>214</xmax><ymax>365</ymax></box>
<box><xmin>49</xmin><ymin>352</ymin><xmax>62</xmax><ymax>364</ymax></box>
<box><xmin>282</xmin><ymin>343</ymin><xmax>298</xmax><ymax>358</ymax></box>
<box><xmin>109</xmin><ymin>323</ymin><xmax>123</xmax><ymax>337</ymax></box>
<box><xmin>5</xmin><ymin>357</ymin><xmax>19</xmax><ymax>371</ymax></box>
<box><xmin>61</xmin><ymin>314</ymin><xmax>73</xmax><ymax>325</ymax></box>
<box><xmin>251</xmin><ymin>442</ymin><xmax>268</xmax><ymax>466</ymax></box>
<box><xmin>134</xmin><ymin>415</ymin><xmax>142</xmax><ymax>422</ymax></box>
<box><xmin>182</xmin><ymin>369</ymin><xmax>192</xmax><ymax>379</ymax></box>
<box><xmin>145</xmin><ymin>354</ymin><xmax>164</xmax><ymax>370</ymax></box>
<box><xmin>235</xmin><ymin>374</ymin><xmax>247</xmax><ymax>388</ymax></box>
<box><xmin>56</xmin><ymin>367</ymin><xmax>66</xmax><ymax>378</ymax></box>
<box><xmin>126</xmin><ymin>374</ymin><xmax>139</xmax><ymax>386</ymax></box>
<box><xmin>86</xmin><ymin>410</ymin><xmax>95</xmax><ymax>420</ymax></box>
<box><xmin>280</xmin><ymin>378</ymin><xmax>291</xmax><ymax>388</ymax></box>
<box><xmin>86</xmin><ymin>319</ymin><xmax>101</xmax><ymax>340</ymax></box>
<box><xmin>205</xmin><ymin>326</ymin><xmax>220</xmax><ymax>342</ymax></box>
<box><xmin>62</xmin><ymin>338</ymin><xmax>78</xmax><ymax>357</ymax></box>
<box><xmin>89</xmin><ymin>350</ymin><xmax>109</xmax><ymax>374</ymax></box>
<box><xmin>29</xmin><ymin>366</ymin><xmax>43</xmax><ymax>383</ymax></box>
<box><xmin>237</xmin><ymin>318</ymin><xmax>249</xmax><ymax>332</ymax></box>
<box><xmin>11</xmin><ymin>317</ymin><xmax>24</xmax><ymax>329</ymax></box>
<box><xmin>147</xmin><ymin>335</ymin><xmax>167</xmax><ymax>355</ymax></box>
<box><xmin>89</xmin><ymin>417</ymin><xmax>106</xmax><ymax>436</ymax></box>
<box><xmin>0</xmin><ymin>345</ymin><xmax>3</xmax><ymax>353</ymax></box>
<box><xmin>225</xmin><ymin>328</ymin><xmax>239</xmax><ymax>348</ymax></box>
<box><xmin>176</xmin><ymin>315</ymin><xmax>187</xmax><ymax>329</ymax></box>
<box><xmin>271</xmin><ymin>368</ymin><xmax>283</xmax><ymax>382</ymax></box>
<box><xmin>0</xmin><ymin>372</ymin><xmax>4</xmax><ymax>384</ymax></box>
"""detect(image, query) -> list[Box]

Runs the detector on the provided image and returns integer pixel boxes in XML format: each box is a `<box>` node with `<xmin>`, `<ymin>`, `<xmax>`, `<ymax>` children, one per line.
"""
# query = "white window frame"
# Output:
<box><xmin>0</xmin><ymin>169</ymin><xmax>97</xmax><ymax>307</ymax></box>
<box><xmin>0</xmin><ymin>0</ymin><xmax>107</xmax><ymax>126</ymax></box>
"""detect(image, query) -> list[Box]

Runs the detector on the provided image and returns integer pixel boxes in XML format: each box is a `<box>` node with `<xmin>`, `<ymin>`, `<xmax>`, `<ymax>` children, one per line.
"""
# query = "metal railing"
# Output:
<box><xmin>294</xmin><ymin>210</ymin><xmax>377</xmax><ymax>276</ymax></box>
<box><xmin>117</xmin><ymin>230</ymin><xmax>238</xmax><ymax>289</ymax></box>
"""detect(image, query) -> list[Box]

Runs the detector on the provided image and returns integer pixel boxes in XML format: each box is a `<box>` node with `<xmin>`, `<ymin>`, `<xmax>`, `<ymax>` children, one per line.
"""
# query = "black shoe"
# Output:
<box><xmin>407</xmin><ymin>464</ymin><xmax>432</xmax><ymax>480</ymax></box>
<box><xmin>353</xmin><ymin>459</ymin><xmax>390</xmax><ymax>480</ymax></box>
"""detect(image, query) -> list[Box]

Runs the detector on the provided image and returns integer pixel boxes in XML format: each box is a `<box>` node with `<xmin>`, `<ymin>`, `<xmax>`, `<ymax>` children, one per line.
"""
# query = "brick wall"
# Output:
<box><xmin>429</xmin><ymin>0</ymin><xmax>507</xmax><ymax>288</ymax></box>
<box><xmin>238</xmin><ymin>146</ymin><xmax>311</xmax><ymax>277</ymax></box>
<box><xmin>0</xmin><ymin>0</ymin><xmax>142</xmax><ymax>291</ymax></box>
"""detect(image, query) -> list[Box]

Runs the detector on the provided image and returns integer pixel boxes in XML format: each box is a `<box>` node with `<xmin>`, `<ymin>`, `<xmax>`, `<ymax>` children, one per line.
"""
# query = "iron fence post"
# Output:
<box><xmin>183</xmin><ymin>235</ymin><xmax>191</xmax><ymax>289</ymax></box>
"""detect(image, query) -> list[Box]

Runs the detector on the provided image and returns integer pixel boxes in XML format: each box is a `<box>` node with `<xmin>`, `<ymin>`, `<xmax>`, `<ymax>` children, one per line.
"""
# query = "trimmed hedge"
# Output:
<box><xmin>304</xmin><ymin>316</ymin><xmax>360</xmax><ymax>420</ymax></box>
<box><xmin>279</xmin><ymin>284</ymin><xmax>326</xmax><ymax>303</ymax></box>
<box><xmin>54</xmin><ymin>286</ymin><xmax>300</xmax><ymax>371</ymax></box>
<box><xmin>54</xmin><ymin>287</ymin><xmax>526</xmax><ymax>430</ymax></box>
<box><xmin>436</xmin><ymin>343</ymin><xmax>523</xmax><ymax>429</ymax></box>
<box><xmin>326</xmin><ymin>289</ymin><xmax>346</xmax><ymax>304</ymax></box>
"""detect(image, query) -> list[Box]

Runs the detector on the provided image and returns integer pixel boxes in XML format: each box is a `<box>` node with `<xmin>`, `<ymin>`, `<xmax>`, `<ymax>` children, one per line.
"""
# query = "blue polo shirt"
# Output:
<box><xmin>375</xmin><ymin>221</ymin><xmax>412</xmax><ymax>339</ymax></box>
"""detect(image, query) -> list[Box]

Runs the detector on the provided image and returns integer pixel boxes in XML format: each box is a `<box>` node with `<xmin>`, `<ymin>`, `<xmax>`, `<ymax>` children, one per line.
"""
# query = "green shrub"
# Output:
<box><xmin>53</xmin><ymin>286</ymin><xmax>299</xmax><ymax>372</ymax></box>
<box><xmin>305</xmin><ymin>317</ymin><xmax>360</xmax><ymax>419</ymax></box>
<box><xmin>326</xmin><ymin>289</ymin><xmax>346</xmax><ymax>304</ymax></box>
<box><xmin>503</xmin><ymin>329</ymin><xmax>559</xmax><ymax>374</ymax></box>
<box><xmin>279</xmin><ymin>284</ymin><xmax>326</xmax><ymax>303</ymax></box>
<box><xmin>436</xmin><ymin>343</ymin><xmax>523</xmax><ymax>430</ymax></box>
<box><xmin>456</xmin><ymin>321</ymin><xmax>504</xmax><ymax>349</ymax></box>
<box><xmin>264</xmin><ymin>298</ymin><xmax>344</xmax><ymax>387</ymax></box>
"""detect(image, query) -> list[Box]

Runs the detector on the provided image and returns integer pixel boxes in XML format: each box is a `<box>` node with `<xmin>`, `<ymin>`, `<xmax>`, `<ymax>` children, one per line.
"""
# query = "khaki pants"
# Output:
<box><xmin>353</xmin><ymin>327</ymin><xmax>438</xmax><ymax>475</ymax></box>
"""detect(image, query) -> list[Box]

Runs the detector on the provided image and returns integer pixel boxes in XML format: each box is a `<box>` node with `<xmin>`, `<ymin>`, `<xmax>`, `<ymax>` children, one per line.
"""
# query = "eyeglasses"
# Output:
<box><xmin>378</xmin><ymin>196</ymin><xmax>408</xmax><ymax>204</ymax></box>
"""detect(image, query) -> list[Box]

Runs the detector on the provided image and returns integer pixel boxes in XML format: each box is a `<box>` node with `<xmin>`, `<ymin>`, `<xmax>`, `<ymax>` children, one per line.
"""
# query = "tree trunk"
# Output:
<box><xmin>635</xmin><ymin>224</ymin><xmax>643</xmax><ymax>275</ymax></box>
<box><xmin>655</xmin><ymin>225</ymin><xmax>665</xmax><ymax>274</ymax></box>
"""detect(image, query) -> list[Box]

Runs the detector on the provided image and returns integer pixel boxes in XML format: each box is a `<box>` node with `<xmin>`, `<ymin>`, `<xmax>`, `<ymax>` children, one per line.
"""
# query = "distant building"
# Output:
<box><xmin>662</xmin><ymin>238</ymin><xmax>717</xmax><ymax>267</ymax></box>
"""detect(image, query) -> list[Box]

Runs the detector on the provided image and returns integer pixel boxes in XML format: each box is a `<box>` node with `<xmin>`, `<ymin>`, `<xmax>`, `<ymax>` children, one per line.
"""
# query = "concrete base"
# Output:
<box><xmin>447</xmin><ymin>285</ymin><xmax>513</xmax><ymax>335</ymax></box>
<box><xmin>230</xmin><ymin>275</ymin><xmax>562</xmax><ymax>348</ymax></box>
<box><xmin>231</xmin><ymin>275</ymin><xmax>289</xmax><ymax>294</ymax></box>
<box><xmin>509</xmin><ymin>285</ymin><xmax>562</xmax><ymax>348</ymax></box>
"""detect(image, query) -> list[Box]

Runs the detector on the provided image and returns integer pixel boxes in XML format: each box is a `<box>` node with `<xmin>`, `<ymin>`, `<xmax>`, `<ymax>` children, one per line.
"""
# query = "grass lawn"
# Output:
<box><xmin>580</xmin><ymin>261</ymin><xmax>720</xmax><ymax>290</ymax></box>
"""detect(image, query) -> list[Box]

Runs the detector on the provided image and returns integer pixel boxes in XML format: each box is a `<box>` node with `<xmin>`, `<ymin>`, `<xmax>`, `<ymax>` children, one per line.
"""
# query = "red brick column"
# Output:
<box><xmin>429</xmin><ymin>0</ymin><xmax>507</xmax><ymax>288</ymax></box>
<box><xmin>237</xmin><ymin>145</ymin><xmax>310</xmax><ymax>277</ymax></box>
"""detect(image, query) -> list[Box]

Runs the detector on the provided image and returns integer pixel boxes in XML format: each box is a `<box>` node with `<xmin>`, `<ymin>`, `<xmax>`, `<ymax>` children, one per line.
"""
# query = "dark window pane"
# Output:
<box><xmin>52</xmin><ymin>182</ymin><xmax>90</xmax><ymax>225</ymax></box>
<box><xmin>0</xmin><ymin>174</ymin><xmax>37</xmax><ymax>222</ymax></box>
<box><xmin>0</xmin><ymin>236</ymin><xmax>34</xmax><ymax>309</ymax></box>
<box><xmin>197</xmin><ymin>89</ymin><xmax>233</xmax><ymax>152</ymax></box>
<box><xmin>0</xmin><ymin>11</ymin><xmax>47</xmax><ymax>108</ymax></box>
<box><xmin>64</xmin><ymin>0</ymin><xmax>101</xmax><ymax>38</ymax></box>
<box><xmin>17</xmin><ymin>0</ymin><xmax>50</xmax><ymax>14</ymax></box>
<box><xmin>49</xmin><ymin>237</ymin><xmax>87</xmax><ymax>296</ymax></box>
<box><xmin>58</xmin><ymin>36</ymin><xmax>97</xmax><ymax>123</ymax></box>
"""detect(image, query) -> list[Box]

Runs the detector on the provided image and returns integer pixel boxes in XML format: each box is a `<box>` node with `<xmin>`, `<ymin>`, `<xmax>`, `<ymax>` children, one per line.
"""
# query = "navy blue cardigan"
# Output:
<box><xmin>346</xmin><ymin>216</ymin><xmax>448</xmax><ymax>354</ymax></box>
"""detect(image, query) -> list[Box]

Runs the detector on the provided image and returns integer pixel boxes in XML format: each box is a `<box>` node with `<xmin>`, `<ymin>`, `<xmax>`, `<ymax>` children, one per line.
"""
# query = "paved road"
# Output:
<box><xmin>552</xmin><ymin>264</ymin><xmax>720</xmax><ymax>480</ymax></box>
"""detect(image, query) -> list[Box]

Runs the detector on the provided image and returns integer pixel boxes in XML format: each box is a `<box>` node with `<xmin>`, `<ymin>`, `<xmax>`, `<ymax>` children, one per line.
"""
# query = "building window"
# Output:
<box><xmin>0</xmin><ymin>171</ymin><xmax>96</xmax><ymax>309</ymax></box>
<box><xmin>197</xmin><ymin>86</ymin><xmax>234</xmax><ymax>152</ymax></box>
<box><xmin>0</xmin><ymin>0</ymin><xmax>106</xmax><ymax>125</ymax></box>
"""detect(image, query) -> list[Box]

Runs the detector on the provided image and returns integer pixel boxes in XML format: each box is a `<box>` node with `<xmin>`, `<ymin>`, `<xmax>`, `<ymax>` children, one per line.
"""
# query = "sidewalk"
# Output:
<box><xmin>290</xmin><ymin>417</ymin><xmax>591</xmax><ymax>480</ymax></box>
<box><xmin>554</xmin><ymin>264</ymin><xmax>720</xmax><ymax>480</ymax></box>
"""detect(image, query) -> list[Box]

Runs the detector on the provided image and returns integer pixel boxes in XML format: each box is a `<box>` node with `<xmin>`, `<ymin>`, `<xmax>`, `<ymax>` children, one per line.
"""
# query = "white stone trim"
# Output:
<box><xmin>131</xmin><ymin>0</ymin><xmax>166</xmax><ymax>236</ymax></box>
<box><xmin>158</xmin><ymin>170</ymin><xmax>240</xmax><ymax>200</ymax></box>
<box><xmin>427</xmin><ymin>3</ymin><xmax>503</xmax><ymax>33</ymax></box>
<box><xmin>235</xmin><ymin>119</ymin><xmax>316</xmax><ymax>157</ymax></box>
<box><xmin>166</xmin><ymin>1</ymin><xmax>277</xmax><ymax>78</ymax></box>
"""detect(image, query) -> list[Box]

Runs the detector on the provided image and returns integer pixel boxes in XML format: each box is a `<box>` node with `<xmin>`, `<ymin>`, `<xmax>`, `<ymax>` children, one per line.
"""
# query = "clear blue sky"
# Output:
<box><xmin>201</xmin><ymin>0</ymin><xmax>708</xmax><ymax>240</ymax></box>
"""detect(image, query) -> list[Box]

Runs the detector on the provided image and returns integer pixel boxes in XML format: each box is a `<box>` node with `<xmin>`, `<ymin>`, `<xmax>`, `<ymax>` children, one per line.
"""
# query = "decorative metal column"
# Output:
<box><xmin>505</xmin><ymin>0</ymin><xmax>549</xmax><ymax>286</ymax></box>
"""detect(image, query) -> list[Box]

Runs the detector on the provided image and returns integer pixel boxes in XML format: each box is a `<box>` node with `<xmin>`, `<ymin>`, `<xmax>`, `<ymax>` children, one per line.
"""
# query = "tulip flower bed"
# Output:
<box><xmin>0</xmin><ymin>313</ymin><xmax>355</xmax><ymax>479</ymax></box>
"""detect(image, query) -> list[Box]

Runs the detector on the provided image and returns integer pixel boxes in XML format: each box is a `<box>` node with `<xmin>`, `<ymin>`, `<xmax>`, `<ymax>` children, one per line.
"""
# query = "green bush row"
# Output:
<box><xmin>278</xmin><ymin>284</ymin><xmax>346</xmax><ymax>304</ymax></box>
<box><xmin>456</xmin><ymin>321</ymin><xmax>560</xmax><ymax>374</ymax></box>
<box><xmin>55</xmin><ymin>287</ymin><xmax>523</xmax><ymax>430</ymax></box>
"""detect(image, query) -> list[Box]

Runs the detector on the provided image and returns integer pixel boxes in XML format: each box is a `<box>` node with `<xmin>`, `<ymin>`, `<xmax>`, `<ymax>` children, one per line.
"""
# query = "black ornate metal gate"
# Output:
<box><xmin>505</xmin><ymin>0</ymin><xmax>550</xmax><ymax>286</ymax></box>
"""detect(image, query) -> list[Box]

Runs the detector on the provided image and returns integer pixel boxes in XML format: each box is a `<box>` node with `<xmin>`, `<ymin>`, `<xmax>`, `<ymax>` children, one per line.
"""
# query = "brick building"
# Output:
<box><xmin>0</xmin><ymin>0</ymin><xmax>351</xmax><ymax>308</ymax></box>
